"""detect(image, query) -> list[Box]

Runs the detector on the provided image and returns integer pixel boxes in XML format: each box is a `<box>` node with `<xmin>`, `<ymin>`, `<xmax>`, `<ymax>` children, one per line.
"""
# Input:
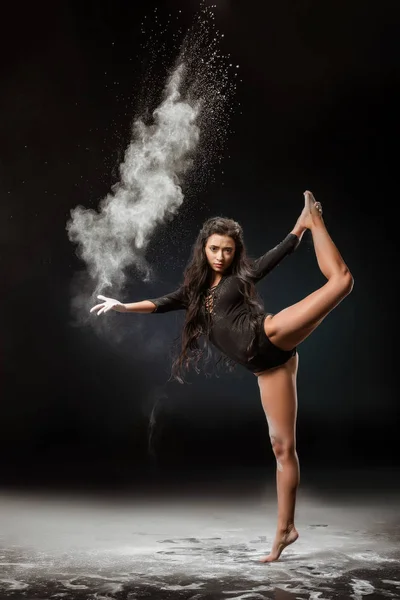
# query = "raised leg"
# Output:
<box><xmin>265</xmin><ymin>191</ymin><xmax>353</xmax><ymax>351</ymax></box>
<box><xmin>257</xmin><ymin>353</ymin><xmax>300</xmax><ymax>562</ymax></box>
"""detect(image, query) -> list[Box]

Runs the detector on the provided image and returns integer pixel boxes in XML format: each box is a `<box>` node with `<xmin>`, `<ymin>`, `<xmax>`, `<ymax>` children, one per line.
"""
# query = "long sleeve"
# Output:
<box><xmin>251</xmin><ymin>233</ymin><xmax>300</xmax><ymax>283</ymax></box>
<box><xmin>148</xmin><ymin>286</ymin><xmax>188</xmax><ymax>313</ymax></box>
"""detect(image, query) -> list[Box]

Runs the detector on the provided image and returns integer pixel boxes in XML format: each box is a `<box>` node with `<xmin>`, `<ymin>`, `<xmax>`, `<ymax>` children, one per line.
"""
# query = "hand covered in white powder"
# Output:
<box><xmin>90</xmin><ymin>295</ymin><xmax>127</xmax><ymax>315</ymax></box>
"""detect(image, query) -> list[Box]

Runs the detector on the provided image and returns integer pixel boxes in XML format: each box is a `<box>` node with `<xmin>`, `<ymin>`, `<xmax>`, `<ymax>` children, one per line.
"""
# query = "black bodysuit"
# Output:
<box><xmin>149</xmin><ymin>233</ymin><xmax>300</xmax><ymax>373</ymax></box>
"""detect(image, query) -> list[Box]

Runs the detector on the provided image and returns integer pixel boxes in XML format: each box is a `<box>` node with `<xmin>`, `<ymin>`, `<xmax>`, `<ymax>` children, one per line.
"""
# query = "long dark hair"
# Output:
<box><xmin>170</xmin><ymin>217</ymin><xmax>263</xmax><ymax>383</ymax></box>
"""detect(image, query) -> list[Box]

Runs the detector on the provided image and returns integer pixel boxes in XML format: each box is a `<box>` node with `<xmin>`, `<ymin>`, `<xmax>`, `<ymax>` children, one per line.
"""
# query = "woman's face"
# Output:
<box><xmin>205</xmin><ymin>234</ymin><xmax>236</xmax><ymax>274</ymax></box>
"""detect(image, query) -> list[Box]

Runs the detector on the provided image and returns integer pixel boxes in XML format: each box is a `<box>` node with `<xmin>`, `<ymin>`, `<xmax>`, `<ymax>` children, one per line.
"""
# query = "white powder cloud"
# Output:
<box><xmin>67</xmin><ymin>64</ymin><xmax>200</xmax><ymax>295</ymax></box>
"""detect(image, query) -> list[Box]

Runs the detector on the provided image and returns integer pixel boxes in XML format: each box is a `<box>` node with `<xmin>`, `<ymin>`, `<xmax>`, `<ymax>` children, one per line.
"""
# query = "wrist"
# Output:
<box><xmin>291</xmin><ymin>222</ymin><xmax>307</xmax><ymax>238</ymax></box>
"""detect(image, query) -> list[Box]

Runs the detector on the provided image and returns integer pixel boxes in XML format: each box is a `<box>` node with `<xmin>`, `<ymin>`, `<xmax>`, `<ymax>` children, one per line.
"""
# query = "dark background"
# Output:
<box><xmin>1</xmin><ymin>0</ymin><xmax>399</xmax><ymax>494</ymax></box>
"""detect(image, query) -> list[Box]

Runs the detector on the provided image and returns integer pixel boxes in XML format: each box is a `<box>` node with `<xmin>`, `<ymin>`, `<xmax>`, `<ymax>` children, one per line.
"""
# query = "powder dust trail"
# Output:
<box><xmin>66</xmin><ymin>3</ymin><xmax>238</xmax><ymax>325</ymax></box>
<box><xmin>67</xmin><ymin>64</ymin><xmax>200</xmax><ymax>295</ymax></box>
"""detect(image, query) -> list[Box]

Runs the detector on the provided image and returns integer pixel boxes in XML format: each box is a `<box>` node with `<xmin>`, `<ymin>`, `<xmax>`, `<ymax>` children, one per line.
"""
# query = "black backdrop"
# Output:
<box><xmin>2</xmin><ymin>0</ymin><xmax>399</xmax><ymax>491</ymax></box>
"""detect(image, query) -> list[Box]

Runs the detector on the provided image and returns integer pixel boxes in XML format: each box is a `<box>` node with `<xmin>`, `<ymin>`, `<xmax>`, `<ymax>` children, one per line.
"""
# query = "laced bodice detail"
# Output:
<box><xmin>204</xmin><ymin>278</ymin><xmax>225</xmax><ymax>318</ymax></box>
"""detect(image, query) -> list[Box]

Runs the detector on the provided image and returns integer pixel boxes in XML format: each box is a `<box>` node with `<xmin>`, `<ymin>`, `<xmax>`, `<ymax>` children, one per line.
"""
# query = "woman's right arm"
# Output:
<box><xmin>90</xmin><ymin>287</ymin><xmax>187</xmax><ymax>315</ymax></box>
<box><xmin>145</xmin><ymin>287</ymin><xmax>187</xmax><ymax>313</ymax></box>
<box><xmin>124</xmin><ymin>300</ymin><xmax>158</xmax><ymax>313</ymax></box>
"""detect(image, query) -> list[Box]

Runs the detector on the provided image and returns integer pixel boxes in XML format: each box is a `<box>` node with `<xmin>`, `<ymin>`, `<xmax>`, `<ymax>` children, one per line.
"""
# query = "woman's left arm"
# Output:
<box><xmin>251</xmin><ymin>223</ymin><xmax>306</xmax><ymax>283</ymax></box>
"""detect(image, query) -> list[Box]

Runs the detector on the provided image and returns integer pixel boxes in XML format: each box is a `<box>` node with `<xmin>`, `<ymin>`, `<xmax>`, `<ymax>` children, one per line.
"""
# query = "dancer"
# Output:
<box><xmin>90</xmin><ymin>191</ymin><xmax>353</xmax><ymax>561</ymax></box>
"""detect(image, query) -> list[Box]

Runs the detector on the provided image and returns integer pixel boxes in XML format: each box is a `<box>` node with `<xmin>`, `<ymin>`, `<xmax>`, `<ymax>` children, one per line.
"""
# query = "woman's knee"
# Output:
<box><xmin>333</xmin><ymin>269</ymin><xmax>354</xmax><ymax>298</ymax></box>
<box><xmin>342</xmin><ymin>269</ymin><xmax>354</xmax><ymax>295</ymax></box>
<box><xmin>270</xmin><ymin>435</ymin><xmax>296</xmax><ymax>461</ymax></box>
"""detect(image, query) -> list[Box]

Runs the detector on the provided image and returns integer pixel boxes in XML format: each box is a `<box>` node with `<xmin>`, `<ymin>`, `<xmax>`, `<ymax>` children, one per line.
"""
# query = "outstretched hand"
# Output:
<box><xmin>90</xmin><ymin>295</ymin><xmax>127</xmax><ymax>315</ymax></box>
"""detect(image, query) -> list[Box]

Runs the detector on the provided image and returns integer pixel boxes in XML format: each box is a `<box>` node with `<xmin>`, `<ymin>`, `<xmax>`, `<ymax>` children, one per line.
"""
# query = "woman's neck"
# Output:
<box><xmin>209</xmin><ymin>274</ymin><xmax>223</xmax><ymax>288</ymax></box>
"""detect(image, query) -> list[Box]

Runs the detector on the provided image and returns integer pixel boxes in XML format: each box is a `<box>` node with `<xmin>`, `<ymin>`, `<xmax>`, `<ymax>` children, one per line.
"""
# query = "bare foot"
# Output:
<box><xmin>259</xmin><ymin>526</ymin><xmax>299</xmax><ymax>562</ymax></box>
<box><xmin>295</xmin><ymin>190</ymin><xmax>323</xmax><ymax>232</ymax></box>
<box><xmin>304</xmin><ymin>190</ymin><xmax>323</xmax><ymax>224</ymax></box>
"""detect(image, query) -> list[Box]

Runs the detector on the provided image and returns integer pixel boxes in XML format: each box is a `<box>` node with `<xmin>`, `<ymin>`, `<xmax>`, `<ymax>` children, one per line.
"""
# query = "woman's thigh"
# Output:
<box><xmin>264</xmin><ymin>277</ymin><xmax>350</xmax><ymax>351</ymax></box>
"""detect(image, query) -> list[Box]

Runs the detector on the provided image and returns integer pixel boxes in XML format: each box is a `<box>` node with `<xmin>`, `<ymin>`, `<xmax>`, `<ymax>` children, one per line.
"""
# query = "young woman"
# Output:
<box><xmin>90</xmin><ymin>191</ymin><xmax>353</xmax><ymax>562</ymax></box>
